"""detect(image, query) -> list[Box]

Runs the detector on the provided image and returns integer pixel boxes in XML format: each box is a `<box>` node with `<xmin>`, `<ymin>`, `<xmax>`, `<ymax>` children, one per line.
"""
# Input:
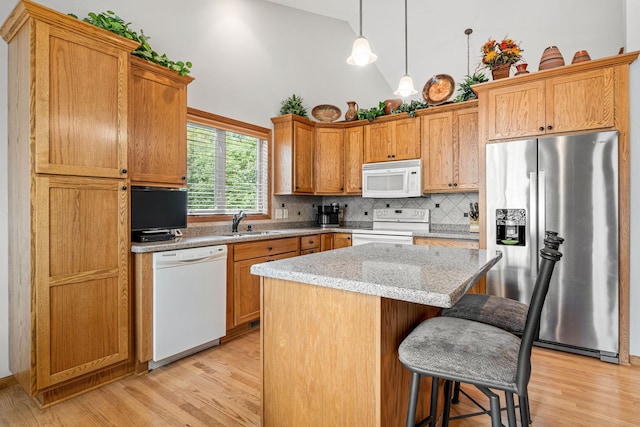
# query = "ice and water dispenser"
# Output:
<box><xmin>495</xmin><ymin>209</ymin><xmax>526</xmax><ymax>246</ymax></box>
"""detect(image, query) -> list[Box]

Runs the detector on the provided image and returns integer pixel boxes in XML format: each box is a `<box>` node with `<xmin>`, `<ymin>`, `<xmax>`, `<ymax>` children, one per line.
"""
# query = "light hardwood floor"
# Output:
<box><xmin>1</xmin><ymin>330</ymin><xmax>639</xmax><ymax>426</ymax></box>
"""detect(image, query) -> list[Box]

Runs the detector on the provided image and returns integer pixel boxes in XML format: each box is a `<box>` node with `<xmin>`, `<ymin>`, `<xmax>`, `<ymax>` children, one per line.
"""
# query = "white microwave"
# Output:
<box><xmin>362</xmin><ymin>159</ymin><xmax>422</xmax><ymax>198</ymax></box>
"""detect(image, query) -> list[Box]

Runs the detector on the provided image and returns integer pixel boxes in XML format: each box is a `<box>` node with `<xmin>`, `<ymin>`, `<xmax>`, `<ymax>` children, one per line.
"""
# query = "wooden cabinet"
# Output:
<box><xmin>301</xmin><ymin>234</ymin><xmax>321</xmax><ymax>255</ymax></box>
<box><xmin>364</xmin><ymin>117</ymin><xmax>420</xmax><ymax>163</ymax></box>
<box><xmin>231</xmin><ymin>238</ymin><xmax>300</xmax><ymax>327</ymax></box>
<box><xmin>272</xmin><ymin>114</ymin><xmax>315</xmax><ymax>194</ymax></box>
<box><xmin>320</xmin><ymin>233</ymin><xmax>334</xmax><ymax>251</ymax></box>
<box><xmin>421</xmin><ymin>104</ymin><xmax>479</xmax><ymax>192</ymax></box>
<box><xmin>481</xmin><ymin>68</ymin><xmax>615</xmax><ymax>141</ymax></box>
<box><xmin>315</xmin><ymin>127</ymin><xmax>344</xmax><ymax>194</ymax></box>
<box><xmin>1</xmin><ymin>0</ymin><xmax>138</xmax><ymax>404</ymax></box>
<box><xmin>128</xmin><ymin>57</ymin><xmax>194</xmax><ymax>186</ymax></box>
<box><xmin>344</xmin><ymin>125</ymin><xmax>364</xmax><ymax>193</ymax></box>
<box><xmin>334</xmin><ymin>233</ymin><xmax>352</xmax><ymax>249</ymax></box>
<box><xmin>35</xmin><ymin>176</ymin><xmax>130</xmax><ymax>389</ymax></box>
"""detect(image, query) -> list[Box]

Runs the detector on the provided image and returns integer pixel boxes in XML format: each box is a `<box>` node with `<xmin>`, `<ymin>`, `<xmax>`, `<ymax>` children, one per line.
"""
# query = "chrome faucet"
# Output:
<box><xmin>231</xmin><ymin>210</ymin><xmax>247</xmax><ymax>232</ymax></box>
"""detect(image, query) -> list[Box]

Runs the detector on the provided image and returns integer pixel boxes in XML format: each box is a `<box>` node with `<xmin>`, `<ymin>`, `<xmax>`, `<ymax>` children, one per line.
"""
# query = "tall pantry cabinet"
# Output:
<box><xmin>1</xmin><ymin>1</ymin><xmax>138</xmax><ymax>405</ymax></box>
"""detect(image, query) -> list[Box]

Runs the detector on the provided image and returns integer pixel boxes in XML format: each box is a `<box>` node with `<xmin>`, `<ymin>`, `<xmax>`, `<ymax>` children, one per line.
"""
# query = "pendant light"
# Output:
<box><xmin>347</xmin><ymin>0</ymin><xmax>377</xmax><ymax>66</ymax></box>
<box><xmin>394</xmin><ymin>0</ymin><xmax>417</xmax><ymax>97</ymax></box>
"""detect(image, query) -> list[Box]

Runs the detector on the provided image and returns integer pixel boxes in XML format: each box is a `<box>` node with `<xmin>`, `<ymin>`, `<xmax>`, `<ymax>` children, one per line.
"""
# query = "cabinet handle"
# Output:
<box><xmin>121</xmin><ymin>185</ymin><xmax>127</xmax><ymax>191</ymax></box>
<box><xmin>121</xmin><ymin>168</ymin><xmax>127</xmax><ymax>174</ymax></box>
<box><xmin>266</xmin><ymin>259</ymin><xmax>273</xmax><ymax>262</ymax></box>
<box><xmin>539</xmin><ymin>126</ymin><xmax>544</xmax><ymax>131</ymax></box>
<box><xmin>547</xmin><ymin>125</ymin><xmax>553</xmax><ymax>130</ymax></box>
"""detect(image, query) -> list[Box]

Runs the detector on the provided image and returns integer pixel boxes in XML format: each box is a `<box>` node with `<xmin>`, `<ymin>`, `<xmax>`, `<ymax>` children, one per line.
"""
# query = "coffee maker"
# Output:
<box><xmin>315</xmin><ymin>203</ymin><xmax>340</xmax><ymax>228</ymax></box>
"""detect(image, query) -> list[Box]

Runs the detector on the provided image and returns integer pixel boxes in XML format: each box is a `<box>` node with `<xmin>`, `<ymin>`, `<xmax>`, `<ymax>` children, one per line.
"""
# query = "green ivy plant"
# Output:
<box><xmin>279</xmin><ymin>94</ymin><xmax>309</xmax><ymax>118</ymax></box>
<box><xmin>69</xmin><ymin>11</ymin><xmax>192</xmax><ymax>76</ymax></box>
<box><xmin>452</xmin><ymin>71</ymin><xmax>488</xmax><ymax>103</ymax></box>
<box><xmin>392</xmin><ymin>100</ymin><xmax>429</xmax><ymax>117</ymax></box>
<box><xmin>357</xmin><ymin>101</ymin><xmax>387</xmax><ymax>122</ymax></box>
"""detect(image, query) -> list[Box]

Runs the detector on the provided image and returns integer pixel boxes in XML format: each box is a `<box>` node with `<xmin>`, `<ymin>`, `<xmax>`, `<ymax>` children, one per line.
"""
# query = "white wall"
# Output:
<box><xmin>0</xmin><ymin>0</ymin><xmax>636</xmax><ymax>378</ymax></box>
<box><xmin>626</xmin><ymin>0</ymin><xmax>640</xmax><ymax>357</ymax></box>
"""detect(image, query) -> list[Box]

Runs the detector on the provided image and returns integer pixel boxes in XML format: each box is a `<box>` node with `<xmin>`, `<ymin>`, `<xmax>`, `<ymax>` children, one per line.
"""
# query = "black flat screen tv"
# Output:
<box><xmin>131</xmin><ymin>186</ymin><xmax>188</xmax><ymax>232</ymax></box>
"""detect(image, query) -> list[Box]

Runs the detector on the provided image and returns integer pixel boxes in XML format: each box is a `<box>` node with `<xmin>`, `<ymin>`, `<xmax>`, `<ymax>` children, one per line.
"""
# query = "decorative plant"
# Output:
<box><xmin>481</xmin><ymin>37</ymin><xmax>523</xmax><ymax>69</ymax></box>
<box><xmin>452</xmin><ymin>71</ymin><xmax>489</xmax><ymax>103</ymax></box>
<box><xmin>279</xmin><ymin>94</ymin><xmax>309</xmax><ymax>118</ymax></box>
<box><xmin>358</xmin><ymin>101</ymin><xmax>387</xmax><ymax>122</ymax></box>
<box><xmin>69</xmin><ymin>11</ymin><xmax>192</xmax><ymax>76</ymax></box>
<box><xmin>392</xmin><ymin>100</ymin><xmax>429</xmax><ymax>118</ymax></box>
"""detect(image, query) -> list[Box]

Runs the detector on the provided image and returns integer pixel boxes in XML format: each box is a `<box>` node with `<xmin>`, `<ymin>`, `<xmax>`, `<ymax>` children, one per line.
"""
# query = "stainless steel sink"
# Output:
<box><xmin>225</xmin><ymin>230</ymin><xmax>288</xmax><ymax>237</ymax></box>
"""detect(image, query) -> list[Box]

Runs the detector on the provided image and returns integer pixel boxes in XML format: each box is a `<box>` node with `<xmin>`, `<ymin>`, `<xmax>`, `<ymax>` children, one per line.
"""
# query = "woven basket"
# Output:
<box><xmin>491</xmin><ymin>63</ymin><xmax>511</xmax><ymax>80</ymax></box>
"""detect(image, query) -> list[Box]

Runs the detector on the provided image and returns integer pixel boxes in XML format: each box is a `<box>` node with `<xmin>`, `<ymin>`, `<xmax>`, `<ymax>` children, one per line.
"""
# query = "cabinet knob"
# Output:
<box><xmin>453</xmin><ymin>183</ymin><xmax>458</xmax><ymax>187</ymax></box>
<box><xmin>547</xmin><ymin>125</ymin><xmax>553</xmax><ymax>130</ymax></box>
<box><xmin>268</xmin><ymin>246</ymin><xmax>273</xmax><ymax>251</ymax></box>
<box><xmin>347</xmin><ymin>237</ymin><xmax>351</xmax><ymax>240</ymax></box>
<box><xmin>387</xmin><ymin>155</ymin><xmax>391</xmax><ymax>159</ymax></box>
<box><xmin>121</xmin><ymin>185</ymin><xmax>127</xmax><ymax>191</ymax></box>
<box><xmin>448</xmin><ymin>183</ymin><xmax>453</xmax><ymax>187</ymax></box>
<box><xmin>181</xmin><ymin>176</ymin><xmax>186</xmax><ymax>180</ymax></box>
<box><xmin>391</xmin><ymin>154</ymin><xmax>396</xmax><ymax>158</ymax></box>
<box><xmin>121</xmin><ymin>168</ymin><xmax>127</xmax><ymax>174</ymax></box>
<box><xmin>539</xmin><ymin>126</ymin><xmax>545</xmax><ymax>131</ymax></box>
<box><xmin>340</xmin><ymin>188</ymin><xmax>344</xmax><ymax>191</ymax></box>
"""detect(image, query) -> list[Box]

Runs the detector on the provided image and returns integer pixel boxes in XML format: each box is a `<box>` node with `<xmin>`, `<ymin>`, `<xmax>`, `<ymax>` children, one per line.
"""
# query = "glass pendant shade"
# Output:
<box><xmin>347</xmin><ymin>36</ymin><xmax>377</xmax><ymax>66</ymax></box>
<box><xmin>394</xmin><ymin>74</ymin><xmax>417</xmax><ymax>97</ymax></box>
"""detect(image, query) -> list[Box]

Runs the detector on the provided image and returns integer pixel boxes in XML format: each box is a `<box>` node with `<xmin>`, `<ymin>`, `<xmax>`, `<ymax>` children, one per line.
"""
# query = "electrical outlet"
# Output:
<box><xmin>283</xmin><ymin>209</ymin><xmax>288</xmax><ymax>219</ymax></box>
<box><xmin>275</xmin><ymin>209</ymin><xmax>283</xmax><ymax>219</ymax></box>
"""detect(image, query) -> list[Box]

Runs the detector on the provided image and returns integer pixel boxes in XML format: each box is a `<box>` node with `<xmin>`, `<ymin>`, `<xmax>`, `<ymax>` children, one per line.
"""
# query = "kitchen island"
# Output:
<box><xmin>251</xmin><ymin>243</ymin><xmax>502</xmax><ymax>427</ymax></box>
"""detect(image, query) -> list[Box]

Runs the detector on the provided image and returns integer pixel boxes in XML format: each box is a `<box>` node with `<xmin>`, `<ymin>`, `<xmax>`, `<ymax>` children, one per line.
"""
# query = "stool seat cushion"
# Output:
<box><xmin>399</xmin><ymin>317</ymin><xmax>521</xmax><ymax>392</ymax></box>
<box><xmin>440</xmin><ymin>294</ymin><xmax>528</xmax><ymax>334</ymax></box>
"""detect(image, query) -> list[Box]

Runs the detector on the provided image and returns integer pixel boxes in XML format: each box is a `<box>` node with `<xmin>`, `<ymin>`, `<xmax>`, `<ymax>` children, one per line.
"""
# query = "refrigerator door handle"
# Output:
<box><xmin>529</xmin><ymin>171</ymin><xmax>538</xmax><ymax>274</ymax></box>
<box><xmin>538</xmin><ymin>170</ymin><xmax>547</xmax><ymax>266</ymax></box>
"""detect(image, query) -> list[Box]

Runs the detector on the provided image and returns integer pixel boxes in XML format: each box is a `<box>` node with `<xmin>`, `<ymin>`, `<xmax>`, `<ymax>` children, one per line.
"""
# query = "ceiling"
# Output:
<box><xmin>264</xmin><ymin>0</ymin><xmax>626</xmax><ymax>100</ymax></box>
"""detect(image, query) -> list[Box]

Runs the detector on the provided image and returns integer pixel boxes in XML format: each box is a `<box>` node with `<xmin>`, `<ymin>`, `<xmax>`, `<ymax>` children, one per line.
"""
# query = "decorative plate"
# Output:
<box><xmin>312</xmin><ymin>104</ymin><xmax>342</xmax><ymax>122</ymax></box>
<box><xmin>422</xmin><ymin>74</ymin><xmax>455</xmax><ymax>105</ymax></box>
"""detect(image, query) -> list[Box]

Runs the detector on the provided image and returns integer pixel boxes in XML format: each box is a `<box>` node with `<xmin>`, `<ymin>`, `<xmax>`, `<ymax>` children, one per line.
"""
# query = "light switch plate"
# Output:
<box><xmin>275</xmin><ymin>209</ymin><xmax>283</xmax><ymax>219</ymax></box>
<box><xmin>283</xmin><ymin>209</ymin><xmax>288</xmax><ymax>219</ymax></box>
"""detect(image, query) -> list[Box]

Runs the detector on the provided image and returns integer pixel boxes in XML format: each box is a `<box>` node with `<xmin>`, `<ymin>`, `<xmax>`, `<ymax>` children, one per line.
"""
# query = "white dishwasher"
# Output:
<box><xmin>150</xmin><ymin>245</ymin><xmax>227</xmax><ymax>369</ymax></box>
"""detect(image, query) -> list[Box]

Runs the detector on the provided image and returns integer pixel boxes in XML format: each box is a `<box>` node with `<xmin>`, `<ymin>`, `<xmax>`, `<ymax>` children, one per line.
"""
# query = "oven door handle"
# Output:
<box><xmin>351</xmin><ymin>233</ymin><xmax>414</xmax><ymax>246</ymax></box>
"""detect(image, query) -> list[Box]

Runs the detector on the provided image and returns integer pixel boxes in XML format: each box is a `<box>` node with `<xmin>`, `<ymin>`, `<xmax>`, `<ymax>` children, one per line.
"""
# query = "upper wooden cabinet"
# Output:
<box><xmin>364</xmin><ymin>117</ymin><xmax>420</xmax><ymax>163</ymax></box>
<box><xmin>272</xmin><ymin>114</ymin><xmax>315</xmax><ymax>194</ymax></box>
<box><xmin>344</xmin><ymin>125</ymin><xmax>364</xmax><ymax>194</ymax></box>
<box><xmin>129</xmin><ymin>57</ymin><xmax>194</xmax><ymax>186</ymax></box>
<box><xmin>315</xmin><ymin>126</ymin><xmax>344</xmax><ymax>194</ymax></box>
<box><xmin>23</xmin><ymin>11</ymin><xmax>137</xmax><ymax>178</ymax></box>
<box><xmin>420</xmin><ymin>103</ymin><xmax>479</xmax><ymax>193</ymax></box>
<box><xmin>476</xmin><ymin>62</ymin><xmax>620</xmax><ymax>142</ymax></box>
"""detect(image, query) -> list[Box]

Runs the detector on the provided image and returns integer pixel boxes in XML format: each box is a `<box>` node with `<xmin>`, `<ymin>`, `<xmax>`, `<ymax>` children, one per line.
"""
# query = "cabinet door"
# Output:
<box><xmin>392</xmin><ymin>118</ymin><xmax>420</xmax><ymax>160</ymax></box>
<box><xmin>545</xmin><ymin>68</ymin><xmax>615</xmax><ymax>133</ymax></box>
<box><xmin>320</xmin><ymin>233</ymin><xmax>334</xmax><ymax>251</ymax></box>
<box><xmin>344</xmin><ymin>126</ymin><xmax>364</xmax><ymax>193</ymax></box>
<box><xmin>364</xmin><ymin>122</ymin><xmax>392</xmax><ymax>163</ymax></box>
<box><xmin>486</xmin><ymin>80</ymin><xmax>546</xmax><ymax>141</ymax></box>
<box><xmin>454</xmin><ymin>108</ymin><xmax>479</xmax><ymax>191</ymax></box>
<box><xmin>233</xmin><ymin>251</ymin><xmax>296</xmax><ymax>326</ymax></box>
<box><xmin>35</xmin><ymin>23</ymin><xmax>129</xmax><ymax>178</ymax></box>
<box><xmin>293</xmin><ymin>121</ymin><xmax>315</xmax><ymax>193</ymax></box>
<box><xmin>35</xmin><ymin>176</ymin><xmax>129</xmax><ymax>389</ymax></box>
<box><xmin>315</xmin><ymin>127</ymin><xmax>344</xmax><ymax>194</ymax></box>
<box><xmin>421</xmin><ymin>112</ymin><xmax>454</xmax><ymax>192</ymax></box>
<box><xmin>334</xmin><ymin>233</ymin><xmax>352</xmax><ymax>248</ymax></box>
<box><xmin>129</xmin><ymin>58</ymin><xmax>193</xmax><ymax>185</ymax></box>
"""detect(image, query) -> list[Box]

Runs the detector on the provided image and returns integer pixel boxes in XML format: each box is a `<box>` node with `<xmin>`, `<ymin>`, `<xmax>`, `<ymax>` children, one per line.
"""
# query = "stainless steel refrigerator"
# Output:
<box><xmin>486</xmin><ymin>130</ymin><xmax>619</xmax><ymax>363</ymax></box>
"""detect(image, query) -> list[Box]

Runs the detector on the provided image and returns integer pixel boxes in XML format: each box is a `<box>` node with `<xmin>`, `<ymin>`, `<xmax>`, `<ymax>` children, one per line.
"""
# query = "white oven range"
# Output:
<box><xmin>351</xmin><ymin>208</ymin><xmax>430</xmax><ymax>246</ymax></box>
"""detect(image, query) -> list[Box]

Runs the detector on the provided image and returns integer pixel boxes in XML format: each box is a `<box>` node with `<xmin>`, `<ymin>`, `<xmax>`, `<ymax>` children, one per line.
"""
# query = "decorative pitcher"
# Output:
<box><xmin>345</xmin><ymin>101</ymin><xmax>358</xmax><ymax>121</ymax></box>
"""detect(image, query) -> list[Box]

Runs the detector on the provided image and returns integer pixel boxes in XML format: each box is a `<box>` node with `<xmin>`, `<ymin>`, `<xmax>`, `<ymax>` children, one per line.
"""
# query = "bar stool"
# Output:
<box><xmin>398</xmin><ymin>232</ymin><xmax>563</xmax><ymax>427</ymax></box>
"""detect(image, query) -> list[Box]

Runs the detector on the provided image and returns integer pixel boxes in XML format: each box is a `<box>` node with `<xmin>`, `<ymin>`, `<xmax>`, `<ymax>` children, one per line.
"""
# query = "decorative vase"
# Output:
<box><xmin>515</xmin><ymin>63</ymin><xmax>530</xmax><ymax>76</ymax></box>
<box><xmin>383</xmin><ymin>98</ymin><xmax>402</xmax><ymax>115</ymax></box>
<box><xmin>539</xmin><ymin>46</ymin><xmax>565</xmax><ymax>70</ymax></box>
<box><xmin>491</xmin><ymin>63</ymin><xmax>511</xmax><ymax>80</ymax></box>
<box><xmin>345</xmin><ymin>101</ymin><xmax>358</xmax><ymax>121</ymax></box>
<box><xmin>571</xmin><ymin>50</ymin><xmax>591</xmax><ymax>64</ymax></box>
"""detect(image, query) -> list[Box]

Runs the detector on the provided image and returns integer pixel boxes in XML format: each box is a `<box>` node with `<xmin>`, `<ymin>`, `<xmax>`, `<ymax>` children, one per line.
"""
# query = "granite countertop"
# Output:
<box><xmin>251</xmin><ymin>243</ymin><xmax>502</xmax><ymax>308</ymax></box>
<box><xmin>130</xmin><ymin>226</ymin><xmax>479</xmax><ymax>253</ymax></box>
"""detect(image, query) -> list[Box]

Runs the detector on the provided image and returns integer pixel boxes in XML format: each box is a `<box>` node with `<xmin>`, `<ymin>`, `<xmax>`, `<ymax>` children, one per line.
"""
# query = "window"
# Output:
<box><xmin>186</xmin><ymin>108</ymin><xmax>271</xmax><ymax>219</ymax></box>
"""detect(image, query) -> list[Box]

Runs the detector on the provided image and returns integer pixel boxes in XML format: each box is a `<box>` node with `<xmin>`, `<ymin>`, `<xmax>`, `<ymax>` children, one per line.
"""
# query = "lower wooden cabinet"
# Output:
<box><xmin>334</xmin><ymin>233</ymin><xmax>352</xmax><ymax>248</ymax></box>
<box><xmin>301</xmin><ymin>234</ymin><xmax>321</xmax><ymax>255</ymax></box>
<box><xmin>230</xmin><ymin>237</ymin><xmax>300</xmax><ymax>328</ymax></box>
<box><xmin>320</xmin><ymin>233</ymin><xmax>334</xmax><ymax>251</ymax></box>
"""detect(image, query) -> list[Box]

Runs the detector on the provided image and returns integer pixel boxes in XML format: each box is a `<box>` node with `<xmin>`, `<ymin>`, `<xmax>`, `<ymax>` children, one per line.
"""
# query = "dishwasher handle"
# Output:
<box><xmin>153</xmin><ymin>245</ymin><xmax>228</xmax><ymax>269</ymax></box>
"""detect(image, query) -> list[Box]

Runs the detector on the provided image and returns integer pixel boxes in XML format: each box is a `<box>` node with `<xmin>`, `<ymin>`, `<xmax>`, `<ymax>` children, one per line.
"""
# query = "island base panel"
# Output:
<box><xmin>261</xmin><ymin>277</ymin><xmax>442</xmax><ymax>426</ymax></box>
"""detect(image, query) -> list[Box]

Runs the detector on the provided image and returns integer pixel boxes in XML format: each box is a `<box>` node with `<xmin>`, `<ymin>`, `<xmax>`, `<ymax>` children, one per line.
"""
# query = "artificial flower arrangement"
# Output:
<box><xmin>481</xmin><ymin>38</ymin><xmax>523</xmax><ymax>68</ymax></box>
